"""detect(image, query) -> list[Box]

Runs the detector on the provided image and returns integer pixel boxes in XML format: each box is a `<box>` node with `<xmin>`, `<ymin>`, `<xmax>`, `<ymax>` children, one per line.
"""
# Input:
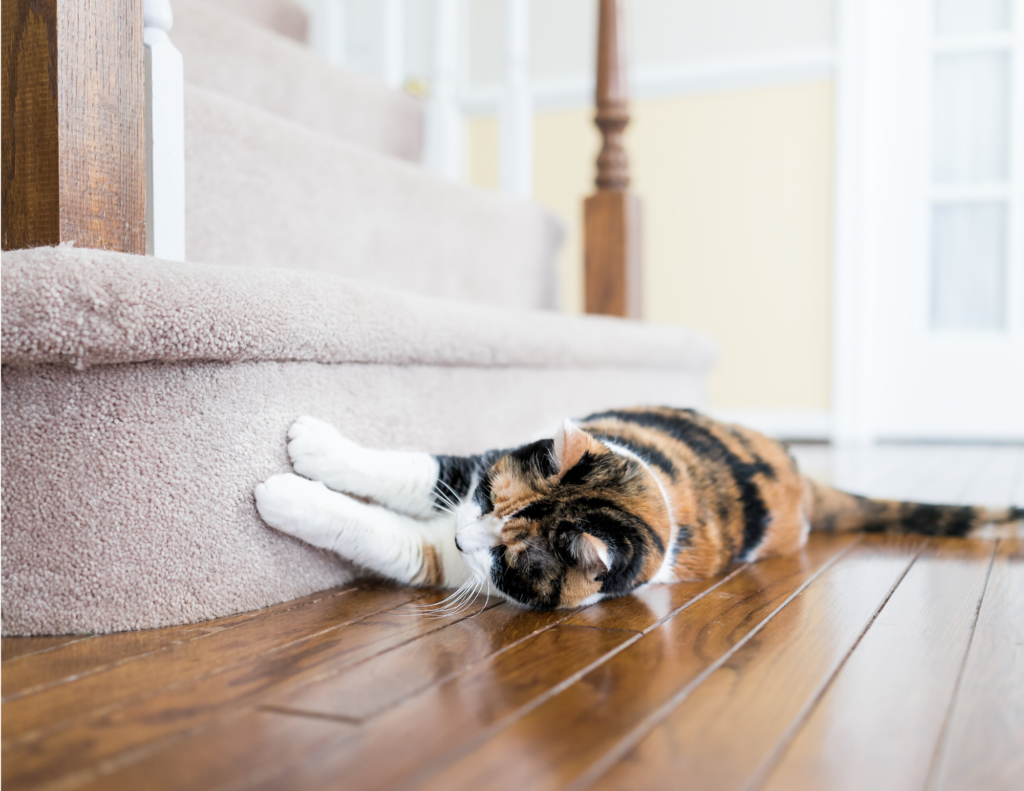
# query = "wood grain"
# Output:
<box><xmin>413</xmin><ymin>533</ymin><xmax>858</xmax><ymax>791</ymax></box>
<box><xmin>262</xmin><ymin>602</ymin><xmax>572</xmax><ymax>722</ymax></box>
<box><xmin>587</xmin><ymin>534</ymin><xmax>927</xmax><ymax>791</ymax></box>
<box><xmin>244</xmin><ymin>626</ymin><xmax>636</xmax><ymax>791</ymax></box>
<box><xmin>1</xmin><ymin>585</ymin><xmax>375</xmax><ymax>743</ymax></box>
<box><xmin>2</xmin><ymin>0</ymin><xmax>145</xmax><ymax>252</ymax></box>
<box><xmin>561</xmin><ymin>564</ymin><xmax>744</xmax><ymax>633</ymax></box>
<box><xmin>0</xmin><ymin>585</ymin><xmax>359</xmax><ymax>700</ymax></box>
<box><xmin>759</xmin><ymin>538</ymin><xmax>997</xmax><ymax>791</ymax></box>
<box><xmin>71</xmin><ymin>710</ymin><xmax>353</xmax><ymax>791</ymax></box>
<box><xmin>1</xmin><ymin>590</ymin><xmax>488</xmax><ymax>791</ymax></box>
<box><xmin>929</xmin><ymin>539</ymin><xmax>1023</xmax><ymax>791</ymax></box>
<box><xmin>1</xmin><ymin>635</ymin><xmax>87</xmax><ymax>662</ymax></box>
<box><xmin>2</xmin><ymin>0</ymin><xmax>60</xmax><ymax>248</ymax></box>
<box><xmin>584</xmin><ymin>190</ymin><xmax>642</xmax><ymax>318</ymax></box>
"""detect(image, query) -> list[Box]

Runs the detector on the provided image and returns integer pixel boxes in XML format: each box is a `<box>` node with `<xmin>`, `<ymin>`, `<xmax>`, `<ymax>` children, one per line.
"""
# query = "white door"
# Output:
<box><xmin>836</xmin><ymin>0</ymin><xmax>1024</xmax><ymax>442</ymax></box>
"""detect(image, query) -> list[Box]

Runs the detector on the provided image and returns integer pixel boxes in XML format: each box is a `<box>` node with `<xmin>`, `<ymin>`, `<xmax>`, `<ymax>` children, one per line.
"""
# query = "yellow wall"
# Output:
<box><xmin>467</xmin><ymin>81</ymin><xmax>834</xmax><ymax>411</ymax></box>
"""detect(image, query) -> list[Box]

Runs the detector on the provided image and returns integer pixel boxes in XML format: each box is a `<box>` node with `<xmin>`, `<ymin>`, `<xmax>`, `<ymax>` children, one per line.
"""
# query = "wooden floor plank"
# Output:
<box><xmin>560</xmin><ymin>565</ymin><xmax>744</xmax><ymax>634</ymax></box>
<box><xmin>405</xmin><ymin>533</ymin><xmax>858</xmax><ymax>791</ymax></box>
<box><xmin>929</xmin><ymin>539</ymin><xmax>1024</xmax><ymax>791</ymax></box>
<box><xmin>242</xmin><ymin>626</ymin><xmax>636</xmax><ymax>791</ymax></box>
<box><xmin>1</xmin><ymin>585</ymin><xmax>395</xmax><ymax>744</ymax></box>
<box><xmin>262</xmin><ymin>603</ymin><xmax>571</xmax><ymax>722</ymax></box>
<box><xmin>757</xmin><ymin>538</ymin><xmax>996</xmax><ymax>791</ymax></box>
<box><xmin>403</xmin><ymin>532</ymin><xmax>860</xmax><ymax>790</ymax></box>
<box><xmin>0</xmin><ymin>590</ymin><xmax>485</xmax><ymax>791</ymax></box>
<box><xmin>584</xmin><ymin>534</ymin><xmax>926</xmax><ymax>791</ymax></box>
<box><xmin>0</xmin><ymin>586</ymin><xmax>354</xmax><ymax>700</ymax></box>
<box><xmin>1</xmin><ymin>636</ymin><xmax>89</xmax><ymax>663</ymax></box>
<box><xmin>70</xmin><ymin>710</ymin><xmax>353</xmax><ymax>791</ymax></box>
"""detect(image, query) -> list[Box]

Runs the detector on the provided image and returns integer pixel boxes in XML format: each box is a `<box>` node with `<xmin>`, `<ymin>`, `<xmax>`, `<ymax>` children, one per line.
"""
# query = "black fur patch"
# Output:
<box><xmin>587</xmin><ymin>433</ymin><xmax>679</xmax><ymax>482</ymax></box>
<box><xmin>585</xmin><ymin>409</ymin><xmax>774</xmax><ymax>556</ymax></box>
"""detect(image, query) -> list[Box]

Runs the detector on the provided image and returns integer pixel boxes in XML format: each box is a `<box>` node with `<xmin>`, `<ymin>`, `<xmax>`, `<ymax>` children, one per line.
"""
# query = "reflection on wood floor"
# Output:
<box><xmin>3</xmin><ymin>444</ymin><xmax>1021</xmax><ymax>791</ymax></box>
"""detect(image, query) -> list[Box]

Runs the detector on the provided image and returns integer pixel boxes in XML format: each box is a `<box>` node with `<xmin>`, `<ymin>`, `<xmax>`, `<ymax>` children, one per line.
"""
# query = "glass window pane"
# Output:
<box><xmin>931</xmin><ymin>202</ymin><xmax>1008</xmax><ymax>331</ymax></box>
<box><xmin>933</xmin><ymin>53</ymin><xmax>1010</xmax><ymax>183</ymax></box>
<box><xmin>936</xmin><ymin>0</ymin><xmax>1010</xmax><ymax>35</ymax></box>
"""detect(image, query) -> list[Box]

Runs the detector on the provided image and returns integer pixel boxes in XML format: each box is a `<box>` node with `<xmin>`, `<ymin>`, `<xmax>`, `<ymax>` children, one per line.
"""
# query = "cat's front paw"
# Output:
<box><xmin>255</xmin><ymin>473</ymin><xmax>327</xmax><ymax>537</ymax></box>
<box><xmin>287</xmin><ymin>416</ymin><xmax>361</xmax><ymax>490</ymax></box>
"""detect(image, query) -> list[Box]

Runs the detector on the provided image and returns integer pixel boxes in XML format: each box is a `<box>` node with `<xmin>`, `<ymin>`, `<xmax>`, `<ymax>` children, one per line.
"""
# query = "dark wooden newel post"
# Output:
<box><xmin>2</xmin><ymin>0</ymin><xmax>146</xmax><ymax>253</ymax></box>
<box><xmin>584</xmin><ymin>0</ymin><xmax>641</xmax><ymax>318</ymax></box>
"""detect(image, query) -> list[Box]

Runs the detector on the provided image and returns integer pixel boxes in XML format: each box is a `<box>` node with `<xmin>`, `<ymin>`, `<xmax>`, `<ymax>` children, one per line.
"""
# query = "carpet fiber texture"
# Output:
<box><xmin>2</xmin><ymin>248</ymin><xmax>716</xmax><ymax>635</ymax></box>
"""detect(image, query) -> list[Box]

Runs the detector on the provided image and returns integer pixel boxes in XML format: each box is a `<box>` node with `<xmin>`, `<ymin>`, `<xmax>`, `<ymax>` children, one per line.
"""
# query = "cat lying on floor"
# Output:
<box><xmin>255</xmin><ymin>407</ymin><xmax>1022</xmax><ymax>610</ymax></box>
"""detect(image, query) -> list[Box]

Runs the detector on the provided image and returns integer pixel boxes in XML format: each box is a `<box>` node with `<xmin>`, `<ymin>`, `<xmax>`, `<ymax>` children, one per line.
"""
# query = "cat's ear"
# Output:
<box><xmin>573</xmin><ymin>532</ymin><xmax>611</xmax><ymax>576</ymax></box>
<box><xmin>553</xmin><ymin>419</ymin><xmax>591</xmax><ymax>476</ymax></box>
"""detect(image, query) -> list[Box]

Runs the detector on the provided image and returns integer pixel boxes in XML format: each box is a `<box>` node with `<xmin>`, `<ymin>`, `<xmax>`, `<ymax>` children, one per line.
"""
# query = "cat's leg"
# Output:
<box><xmin>286</xmin><ymin>416</ymin><xmax>446</xmax><ymax>519</ymax></box>
<box><xmin>255</xmin><ymin>473</ymin><xmax>471</xmax><ymax>587</ymax></box>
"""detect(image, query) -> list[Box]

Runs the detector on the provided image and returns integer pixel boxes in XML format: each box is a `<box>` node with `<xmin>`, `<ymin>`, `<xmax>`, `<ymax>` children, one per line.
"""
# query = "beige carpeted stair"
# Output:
<box><xmin>0</xmin><ymin>0</ymin><xmax>718</xmax><ymax>635</ymax></box>
<box><xmin>172</xmin><ymin>0</ymin><xmax>422</xmax><ymax>161</ymax></box>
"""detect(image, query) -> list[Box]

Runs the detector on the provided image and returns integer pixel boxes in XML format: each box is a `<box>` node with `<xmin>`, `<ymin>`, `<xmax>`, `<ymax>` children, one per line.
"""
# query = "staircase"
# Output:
<box><xmin>0</xmin><ymin>0</ymin><xmax>717</xmax><ymax>635</ymax></box>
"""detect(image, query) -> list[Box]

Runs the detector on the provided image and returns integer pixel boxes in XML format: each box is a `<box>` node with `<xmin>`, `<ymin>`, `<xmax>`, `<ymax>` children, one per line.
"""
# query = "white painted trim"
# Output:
<box><xmin>423</xmin><ymin>0</ymin><xmax>463</xmax><ymax>180</ymax></box>
<box><xmin>382</xmin><ymin>0</ymin><xmax>404</xmax><ymax>88</ymax></box>
<box><xmin>302</xmin><ymin>0</ymin><xmax>346</xmax><ymax>66</ymax></box>
<box><xmin>462</xmin><ymin>47</ymin><xmax>836</xmax><ymax>115</ymax></box>
<box><xmin>830</xmin><ymin>0</ymin><xmax>874</xmax><ymax>444</ymax></box>
<box><xmin>499</xmin><ymin>0</ymin><xmax>532</xmax><ymax>198</ymax></box>
<box><xmin>144</xmin><ymin>0</ymin><xmax>186</xmax><ymax>262</ymax></box>
<box><xmin>711</xmin><ymin>410</ymin><xmax>833</xmax><ymax>441</ymax></box>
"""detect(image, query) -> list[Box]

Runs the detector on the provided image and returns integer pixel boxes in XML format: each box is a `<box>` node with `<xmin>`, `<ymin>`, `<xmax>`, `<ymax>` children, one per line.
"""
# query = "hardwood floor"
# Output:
<box><xmin>3</xmin><ymin>444</ymin><xmax>1022</xmax><ymax>791</ymax></box>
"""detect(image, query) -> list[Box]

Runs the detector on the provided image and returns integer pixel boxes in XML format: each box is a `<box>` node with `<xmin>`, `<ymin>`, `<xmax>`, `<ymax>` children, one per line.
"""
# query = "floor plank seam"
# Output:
<box><xmin>0</xmin><ymin>585</ymin><xmax>365</xmax><ymax>704</ymax></box>
<box><xmin>640</xmin><ymin>563</ymin><xmax>751</xmax><ymax>636</ymax></box>
<box><xmin>343</xmin><ymin>606</ymin><xmax>588</xmax><ymax>726</ymax></box>
<box><xmin>743</xmin><ymin>536</ymin><xmax>933</xmax><ymax>791</ymax></box>
<box><xmin>2</xmin><ymin>588</ymin><xmax>428</xmax><ymax>750</ymax></box>
<box><xmin>921</xmin><ymin>539</ymin><xmax>1000</xmax><ymax>791</ymax></box>
<box><xmin>399</xmin><ymin>627</ymin><xmax>646</xmax><ymax>790</ymax></box>
<box><xmin>258</xmin><ymin>704</ymin><xmax>363</xmax><ymax>726</ymax></box>
<box><xmin>563</xmin><ymin>533</ymin><xmax>867</xmax><ymax>791</ymax></box>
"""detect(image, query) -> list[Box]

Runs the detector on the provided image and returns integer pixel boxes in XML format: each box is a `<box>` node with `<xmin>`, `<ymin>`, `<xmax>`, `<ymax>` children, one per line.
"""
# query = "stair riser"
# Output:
<box><xmin>1</xmin><ymin>360</ymin><xmax>706</xmax><ymax>635</ymax></box>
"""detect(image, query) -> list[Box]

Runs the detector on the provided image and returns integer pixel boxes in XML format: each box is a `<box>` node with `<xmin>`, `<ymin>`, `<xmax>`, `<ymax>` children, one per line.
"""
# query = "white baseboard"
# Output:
<box><xmin>710</xmin><ymin>409</ymin><xmax>833</xmax><ymax>442</ymax></box>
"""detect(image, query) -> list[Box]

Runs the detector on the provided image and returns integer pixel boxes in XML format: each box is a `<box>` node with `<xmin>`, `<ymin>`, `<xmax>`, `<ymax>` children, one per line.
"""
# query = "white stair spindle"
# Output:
<box><xmin>383</xmin><ymin>0</ymin><xmax>404</xmax><ymax>88</ymax></box>
<box><xmin>425</xmin><ymin>0</ymin><xmax>463</xmax><ymax>181</ymax></box>
<box><xmin>305</xmin><ymin>0</ymin><xmax>346</xmax><ymax>67</ymax></box>
<box><xmin>144</xmin><ymin>0</ymin><xmax>186</xmax><ymax>261</ymax></box>
<box><xmin>500</xmin><ymin>0</ymin><xmax>532</xmax><ymax>198</ymax></box>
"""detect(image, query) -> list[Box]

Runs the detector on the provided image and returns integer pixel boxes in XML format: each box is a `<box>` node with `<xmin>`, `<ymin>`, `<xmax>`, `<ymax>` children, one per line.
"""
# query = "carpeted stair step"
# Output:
<box><xmin>1</xmin><ymin>247</ymin><xmax>717</xmax><ymax>635</ymax></box>
<box><xmin>171</xmin><ymin>0</ymin><xmax>423</xmax><ymax>161</ymax></box>
<box><xmin>185</xmin><ymin>83</ymin><xmax>563</xmax><ymax>311</ymax></box>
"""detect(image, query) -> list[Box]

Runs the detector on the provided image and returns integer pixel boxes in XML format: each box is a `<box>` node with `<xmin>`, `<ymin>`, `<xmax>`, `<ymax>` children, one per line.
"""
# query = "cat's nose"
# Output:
<box><xmin>454</xmin><ymin>537</ymin><xmax>464</xmax><ymax>552</ymax></box>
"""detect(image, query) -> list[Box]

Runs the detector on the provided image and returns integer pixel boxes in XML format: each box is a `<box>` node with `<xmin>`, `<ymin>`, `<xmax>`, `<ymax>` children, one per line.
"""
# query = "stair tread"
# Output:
<box><xmin>171</xmin><ymin>0</ymin><xmax>422</xmax><ymax>161</ymax></box>
<box><xmin>184</xmin><ymin>84</ymin><xmax>565</xmax><ymax>312</ymax></box>
<box><xmin>1</xmin><ymin>246</ymin><xmax>718</xmax><ymax>372</ymax></box>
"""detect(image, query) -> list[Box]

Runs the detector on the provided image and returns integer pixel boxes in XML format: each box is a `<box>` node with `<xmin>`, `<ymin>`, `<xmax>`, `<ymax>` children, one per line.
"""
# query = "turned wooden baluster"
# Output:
<box><xmin>584</xmin><ymin>0</ymin><xmax>641</xmax><ymax>318</ymax></box>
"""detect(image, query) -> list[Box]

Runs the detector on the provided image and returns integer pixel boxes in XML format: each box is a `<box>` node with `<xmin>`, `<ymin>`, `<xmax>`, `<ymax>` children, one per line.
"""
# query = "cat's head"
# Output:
<box><xmin>456</xmin><ymin>420</ymin><xmax>671</xmax><ymax>609</ymax></box>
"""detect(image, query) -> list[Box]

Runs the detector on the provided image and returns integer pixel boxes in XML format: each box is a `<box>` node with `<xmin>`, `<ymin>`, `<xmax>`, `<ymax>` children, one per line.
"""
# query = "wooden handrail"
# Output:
<box><xmin>584</xmin><ymin>0</ymin><xmax>641</xmax><ymax>318</ymax></box>
<box><xmin>2</xmin><ymin>0</ymin><xmax>146</xmax><ymax>253</ymax></box>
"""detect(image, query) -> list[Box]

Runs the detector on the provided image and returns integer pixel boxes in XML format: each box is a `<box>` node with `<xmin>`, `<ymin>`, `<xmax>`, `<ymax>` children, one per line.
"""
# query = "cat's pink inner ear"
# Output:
<box><xmin>577</xmin><ymin>532</ymin><xmax>611</xmax><ymax>573</ymax></box>
<box><xmin>554</xmin><ymin>419</ymin><xmax>591</xmax><ymax>476</ymax></box>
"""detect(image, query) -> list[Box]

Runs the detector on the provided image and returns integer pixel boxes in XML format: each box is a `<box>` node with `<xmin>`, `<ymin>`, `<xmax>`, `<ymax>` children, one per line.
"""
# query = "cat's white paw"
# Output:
<box><xmin>287</xmin><ymin>416</ymin><xmax>362</xmax><ymax>491</ymax></box>
<box><xmin>254</xmin><ymin>473</ymin><xmax>330</xmax><ymax>539</ymax></box>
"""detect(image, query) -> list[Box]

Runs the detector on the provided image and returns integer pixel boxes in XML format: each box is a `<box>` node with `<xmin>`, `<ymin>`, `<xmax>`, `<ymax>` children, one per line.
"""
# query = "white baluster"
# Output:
<box><xmin>424</xmin><ymin>0</ymin><xmax>463</xmax><ymax>180</ymax></box>
<box><xmin>383</xmin><ymin>0</ymin><xmax>404</xmax><ymax>88</ymax></box>
<box><xmin>305</xmin><ymin>0</ymin><xmax>346</xmax><ymax>67</ymax></box>
<box><xmin>144</xmin><ymin>0</ymin><xmax>186</xmax><ymax>261</ymax></box>
<box><xmin>500</xmin><ymin>0</ymin><xmax>532</xmax><ymax>198</ymax></box>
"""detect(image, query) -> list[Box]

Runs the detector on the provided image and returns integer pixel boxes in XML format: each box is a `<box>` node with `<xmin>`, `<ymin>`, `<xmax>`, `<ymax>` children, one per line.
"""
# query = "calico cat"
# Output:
<box><xmin>255</xmin><ymin>407</ymin><xmax>1023</xmax><ymax>610</ymax></box>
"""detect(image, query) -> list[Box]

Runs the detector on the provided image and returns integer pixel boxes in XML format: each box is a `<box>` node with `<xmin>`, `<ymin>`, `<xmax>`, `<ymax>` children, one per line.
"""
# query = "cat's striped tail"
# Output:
<box><xmin>803</xmin><ymin>478</ymin><xmax>1024</xmax><ymax>538</ymax></box>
